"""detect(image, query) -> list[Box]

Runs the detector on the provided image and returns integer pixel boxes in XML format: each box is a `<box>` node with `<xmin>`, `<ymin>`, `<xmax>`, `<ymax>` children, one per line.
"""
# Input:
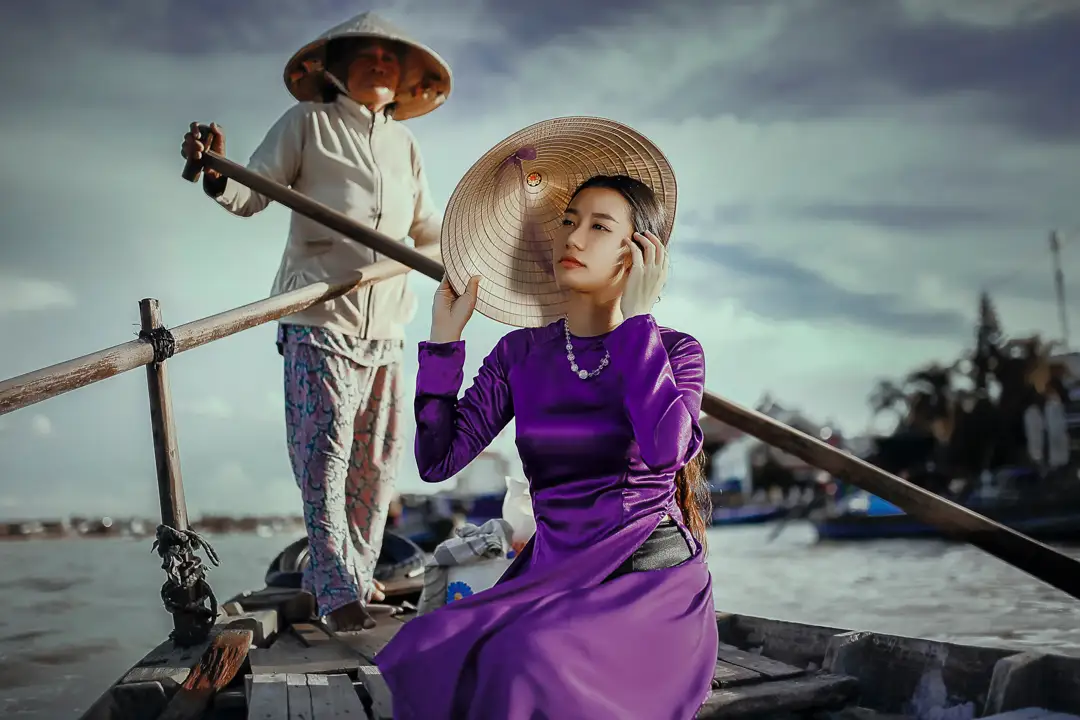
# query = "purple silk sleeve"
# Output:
<box><xmin>602</xmin><ymin>314</ymin><xmax>705</xmax><ymax>472</ymax></box>
<box><xmin>413</xmin><ymin>339</ymin><xmax>515</xmax><ymax>483</ymax></box>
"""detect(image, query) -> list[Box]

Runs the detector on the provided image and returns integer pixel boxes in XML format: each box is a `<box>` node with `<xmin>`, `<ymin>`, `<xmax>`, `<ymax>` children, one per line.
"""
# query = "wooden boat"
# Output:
<box><xmin>708</xmin><ymin>479</ymin><xmax>788</xmax><ymax>527</ymax></box>
<box><xmin>393</xmin><ymin>451</ymin><xmax>513</xmax><ymax>550</ymax></box>
<box><xmin>78</xmin><ymin>535</ymin><xmax>1080</xmax><ymax>720</ymax></box>
<box><xmin>5</xmin><ymin>140</ymin><xmax>1080</xmax><ymax>720</ymax></box>
<box><xmin>711</xmin><ymin>502</ymin><xmax>787</xmax><ymax>526</ymax></box>
<box><xmin>814</xmin><ymin>482</ymin><xmax>1080</xmax><ymax>542</ymax></box>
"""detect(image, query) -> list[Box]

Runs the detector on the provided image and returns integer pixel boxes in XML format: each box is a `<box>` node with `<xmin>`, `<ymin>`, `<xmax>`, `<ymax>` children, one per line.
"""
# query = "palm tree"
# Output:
<box><xmin>973</xmin><ymin>291</ymin><xmax>1004</xmax><ymax>392</ymax></box>
<box><xmin>868</xmin><ymin>379</ymin><xmax>908</xmax><ymax>427</ymax></box>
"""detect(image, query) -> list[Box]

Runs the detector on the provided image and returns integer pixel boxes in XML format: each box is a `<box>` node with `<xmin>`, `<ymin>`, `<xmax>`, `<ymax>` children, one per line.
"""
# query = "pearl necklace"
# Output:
<box><xmin>564</xmin><ymin>319</ymin><xmax>610</xmax><ymax>380</ymax></box>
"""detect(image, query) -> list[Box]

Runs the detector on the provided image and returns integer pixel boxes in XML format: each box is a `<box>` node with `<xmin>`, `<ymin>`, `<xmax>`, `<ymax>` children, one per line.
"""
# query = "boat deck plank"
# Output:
<box><xmin>712</xmin><ymin>659</ymin><xmax>762</xmax><ymax>687</ymax></box>
<box><xmin>249</xmin><ymin>626</ymin><xmax>361</xmax><ymax>676</ymax></box>
<box><xmin>246</xmin><ymin>673</ymin><xmax>289</xmax><ymax>720</ymax></box>
<box><xmin>715</xmin><ymin>641</ymin><xmax>807</xmax><ymax>679</ymax></box>
<box><xmin>285</xmin><ymin>673</ymin><xmax>312</xmax><ymax>719</ymax></box>
<box><xmin>314</xmin><ymin>674</ymin><xmax>368</xmax><ymax>718</ymax></box>
<box><xmin>697</xmin><ymin>671</ymin><xmax>860</xmax><ymax>718</ymax></box>
<box><xmin>246</xmin><ymin>673</ymin><xmax>369</xmax><ymax>720</ymax></box>
<box><xmin>358</xmin><ymin>664</ymin><xmax>395</xmax><ymax>720</ymax></box>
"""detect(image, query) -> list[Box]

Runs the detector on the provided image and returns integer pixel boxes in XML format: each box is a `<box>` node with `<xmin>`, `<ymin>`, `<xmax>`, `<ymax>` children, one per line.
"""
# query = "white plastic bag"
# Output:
<box><xmin>501</xmin><ymin>475</ymin><xmax>536</xmax><ymax>554</ymax></box>
<box><xmin>446</xmin><ymin>557</ymin><xmax>515</xmax><ymax>605</ymax></box>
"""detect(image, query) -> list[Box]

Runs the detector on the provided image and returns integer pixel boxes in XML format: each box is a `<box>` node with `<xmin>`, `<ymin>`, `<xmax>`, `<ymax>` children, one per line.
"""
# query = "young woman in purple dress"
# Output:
<box><xmin>375</xmin><ymin>120</ymin><xmax>717</xmax><ymax>719</ymax></box>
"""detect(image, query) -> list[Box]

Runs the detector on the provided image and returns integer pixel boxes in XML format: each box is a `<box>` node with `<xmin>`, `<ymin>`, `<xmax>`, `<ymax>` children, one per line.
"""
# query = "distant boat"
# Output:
<box><xmin>711</xmin><ymin>503</ymin><xmax>787</xmax><ymax>526</ymax></box>
<box><xmin>393</xmin><ymin>451</ymin><xmax>513</xmax><ymax>550</ymax></box>
<box><xmin>813</xmin><ymin>473</ymin><xmax>1080</xmax><ymax>542</ymax></box>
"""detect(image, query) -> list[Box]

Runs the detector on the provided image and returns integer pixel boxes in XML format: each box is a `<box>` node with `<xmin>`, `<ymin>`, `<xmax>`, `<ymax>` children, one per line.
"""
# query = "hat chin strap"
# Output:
<box><xmin>324</xmin><ymin>70</ymin><xmax>349</xmax><ymax>96</ymax></box>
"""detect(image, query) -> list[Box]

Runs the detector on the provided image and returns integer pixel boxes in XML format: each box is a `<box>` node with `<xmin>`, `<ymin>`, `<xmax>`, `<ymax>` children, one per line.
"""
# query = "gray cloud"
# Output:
<box><xmin>667</xmin><ymin>0</ymin><xmax>1080</xmax><ymax>141</ymax></box>
<box><xmin>682</xmin><ymin>240</ymin><xmax>971</xmax><ymax>338</ymax></box>
<box><xmin>780</xmin><ymin>202</ymin><xmax>1016</xmax><ymax>233</ymax></box>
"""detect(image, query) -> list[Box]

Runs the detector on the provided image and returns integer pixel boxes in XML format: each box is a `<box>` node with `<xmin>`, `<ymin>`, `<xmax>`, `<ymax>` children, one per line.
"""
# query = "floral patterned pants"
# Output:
<box><xmin>280</xmin><ymin>325</ymin><xmax>405</xmax><ymax>617</ymax></box>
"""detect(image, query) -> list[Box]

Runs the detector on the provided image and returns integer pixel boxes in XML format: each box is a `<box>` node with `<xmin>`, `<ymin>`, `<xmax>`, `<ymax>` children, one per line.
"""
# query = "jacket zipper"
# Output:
<box><xmin>364</xmin><ymin>113</ymin><xmax>383</xmax><ymax>337</ymax></box>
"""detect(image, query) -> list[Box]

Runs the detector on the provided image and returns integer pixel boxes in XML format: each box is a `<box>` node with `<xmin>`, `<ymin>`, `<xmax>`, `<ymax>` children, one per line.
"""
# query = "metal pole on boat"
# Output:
<box><xmin>1049</xmin><ymin>231</ymin><xmax>1070</xmax><ymax>349</ymax></box>
<box><xmin>139</xmin><ymin>298</ymin><xmax>220</xmax><ymax>646</ymax></box>
<box><xmin>182</xmin><ymin>141</ymin><xmax>1080</xmax><ymax>603</ymax></box>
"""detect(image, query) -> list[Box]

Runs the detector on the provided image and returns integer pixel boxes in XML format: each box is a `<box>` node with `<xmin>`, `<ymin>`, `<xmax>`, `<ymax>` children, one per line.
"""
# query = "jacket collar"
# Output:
<box><xmin>335</xmin><ymin>94</ymin><xmax>391</xmax><ymax>129</ymax></box>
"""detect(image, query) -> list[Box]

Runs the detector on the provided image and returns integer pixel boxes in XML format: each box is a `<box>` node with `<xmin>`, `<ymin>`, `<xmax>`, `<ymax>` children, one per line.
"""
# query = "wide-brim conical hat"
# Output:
<box><xmin>284</xmin><ymin>12</ymin><xmax>452</xmax><ymax>121</ymax></box>
<box><xmin>441</xmin><ymin>117</ymin><xmax>677</xmax><ymax>328</ymax></box>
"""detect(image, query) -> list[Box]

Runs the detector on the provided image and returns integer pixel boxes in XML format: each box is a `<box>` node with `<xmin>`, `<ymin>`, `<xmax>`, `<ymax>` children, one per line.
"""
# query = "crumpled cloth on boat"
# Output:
<box><xmin>417</xmin><ymin>518</ymin><xmax>514</xmax><ymax>615</ymax></box>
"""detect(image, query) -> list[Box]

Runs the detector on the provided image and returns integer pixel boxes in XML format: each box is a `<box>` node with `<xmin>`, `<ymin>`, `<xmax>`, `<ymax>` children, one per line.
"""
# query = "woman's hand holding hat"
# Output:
<box><xmin>620</xmin><ymin>231</ymin><xmax>668</xmax><ymax>321</ymax></box>
<box><xmin>430</xmin><ymin>275</ymin><xmax>480</xmax><ymax>343</ymax></box>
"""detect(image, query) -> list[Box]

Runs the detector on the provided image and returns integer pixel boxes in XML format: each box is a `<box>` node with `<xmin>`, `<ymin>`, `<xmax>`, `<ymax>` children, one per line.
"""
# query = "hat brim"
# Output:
<box><xmin>284</xmin><ymin>31</ymin><xmax>451</xmax><ymax>120</ymax></box>
<box><xmin>441</xmin><ymin>117</ymin><xmax>677</xmax><ymax>329</ymax></box>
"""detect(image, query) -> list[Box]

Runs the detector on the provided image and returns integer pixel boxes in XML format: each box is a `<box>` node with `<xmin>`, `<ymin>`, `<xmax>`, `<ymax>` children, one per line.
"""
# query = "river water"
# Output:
<box><xmin>2</xmin><ymin>524</ymin><xmax>1078</xmax><ymax>718</ymax></box>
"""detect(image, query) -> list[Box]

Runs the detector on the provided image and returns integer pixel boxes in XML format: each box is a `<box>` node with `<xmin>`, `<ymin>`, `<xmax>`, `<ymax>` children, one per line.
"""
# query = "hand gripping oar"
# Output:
<box><xmin>181</xmin><ymin>124</ymin><xmax>443</xmax><ymax>281</ymax></box>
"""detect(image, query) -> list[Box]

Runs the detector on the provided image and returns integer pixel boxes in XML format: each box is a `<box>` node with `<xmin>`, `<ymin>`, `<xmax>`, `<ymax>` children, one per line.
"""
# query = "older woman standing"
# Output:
<box><xmin>180</xmin><ymin>12</ymin><xmax>451</xmax><ymax>631</ymax></box>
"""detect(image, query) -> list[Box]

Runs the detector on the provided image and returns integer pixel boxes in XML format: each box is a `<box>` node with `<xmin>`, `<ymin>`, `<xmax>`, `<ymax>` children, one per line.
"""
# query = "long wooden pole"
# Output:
<box><xmin>0</xmin><ymin>259</ymin><xmax>410</xmax><ymax>416</ymax></box>
<box><xmin>139</xmin><ymin>298</ymin><xmax>188</xmax><ymax>532</ymax></box>
<box><xmin>139</xmin><ymin>298</ymin><xmax>205</xmax><ymax>644</ymax></box>
<box><xmin>699</xmin><ymin>394</ymin><xmax>1080</xmax><ymax>598</ymax></box>
<box><xmin>185</xmin><ymin>129</ymin><xmax>443</xmax><ymax>282</ymax></box>
<box><xmin>189</xmin><ymin>151</ymin><xmax>1080</xmax><ymax>602</ymax></box>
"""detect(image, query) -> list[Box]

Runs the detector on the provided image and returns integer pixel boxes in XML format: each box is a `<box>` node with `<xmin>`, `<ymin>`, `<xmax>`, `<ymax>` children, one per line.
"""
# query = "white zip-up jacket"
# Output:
<box><xmin>212</xmin><ymin>94</ymin><xmax>442</xmax><ymax>339</ymax></box>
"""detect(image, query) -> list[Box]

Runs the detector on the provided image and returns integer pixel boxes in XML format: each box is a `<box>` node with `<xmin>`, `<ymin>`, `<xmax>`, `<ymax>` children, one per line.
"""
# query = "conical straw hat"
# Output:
<box><xmin>441</xmin><ymin>117</ymin><xmax>677</xmax><ymax>328</ymax></box>
<box><xmin>284</xmin><ymin>12</ymin><xmax>452</xmax><ymax>121</ymax></box>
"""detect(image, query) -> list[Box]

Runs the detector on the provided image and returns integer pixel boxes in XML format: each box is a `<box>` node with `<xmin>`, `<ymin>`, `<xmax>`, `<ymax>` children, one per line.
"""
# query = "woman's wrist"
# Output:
<box><xmin>428</xmin><ymin>331</ymin><xmax>461</xmax><ymax>344</ymax></box>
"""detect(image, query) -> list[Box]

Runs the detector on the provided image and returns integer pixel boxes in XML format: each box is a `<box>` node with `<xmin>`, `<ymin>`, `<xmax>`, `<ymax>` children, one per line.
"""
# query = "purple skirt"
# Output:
<box><xmin>375</xmin><ymin>514</ymin><xmax>717</xmax><ymax>719</ymax></box>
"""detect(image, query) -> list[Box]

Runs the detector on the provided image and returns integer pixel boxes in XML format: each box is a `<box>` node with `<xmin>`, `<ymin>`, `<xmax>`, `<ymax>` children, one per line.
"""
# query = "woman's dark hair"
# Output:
<box><xmin>567</xmin><ymin>174</ymin><xmax>712</xmax><ymax>552</ymax></box>
<box><xmin>319</xmin><ymin>38</ymin><xmax>400</xmax><ymax>118</ymax></box>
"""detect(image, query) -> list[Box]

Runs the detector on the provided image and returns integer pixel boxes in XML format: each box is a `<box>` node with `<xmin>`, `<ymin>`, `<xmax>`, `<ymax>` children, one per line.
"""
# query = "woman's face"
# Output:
<box><xmin>552</xmin><ymin>187</ymin><xmax>633</xmax><ymax>295</ymax></box>
<box><xmin>347</xmin><ymin>41</ymin><xmax>402</xmax><ymax>102</ymax></box>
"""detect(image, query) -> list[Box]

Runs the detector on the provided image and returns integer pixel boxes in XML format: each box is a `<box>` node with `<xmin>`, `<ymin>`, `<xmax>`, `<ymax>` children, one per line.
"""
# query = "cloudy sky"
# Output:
<box><xmin>0</xmin><ymin>0</ymin><xmax>1077</xmax><ymax>519</ymax></box>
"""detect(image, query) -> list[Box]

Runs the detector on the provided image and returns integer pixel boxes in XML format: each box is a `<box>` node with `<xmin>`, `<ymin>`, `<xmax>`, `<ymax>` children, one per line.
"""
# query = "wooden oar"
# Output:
<box><xmin>182</xmin><ymin>140</ymin><xmax>1080</xmax><ymax>602</ymax></box>
<box><xmin>157</xmin><ymin>629</ymin><xmax>253</xmax><ymax>720</ymax></box>
<box><xmin>182</xmin><ymin>124</ymin><xmax>444</xmax><ymax>281</ymax></box>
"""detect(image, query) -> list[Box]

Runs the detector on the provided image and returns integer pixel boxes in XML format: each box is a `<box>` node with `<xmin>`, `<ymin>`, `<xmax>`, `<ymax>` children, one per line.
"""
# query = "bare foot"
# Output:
<box><xmin>326</xmin><ymin>601</ymin><xmax>376</xmax><ymax>631</ymax></box>
<box><xmin>371</xmin><ymin>579</ymin><xmax>386</xmax><ymax>603</ymax></box>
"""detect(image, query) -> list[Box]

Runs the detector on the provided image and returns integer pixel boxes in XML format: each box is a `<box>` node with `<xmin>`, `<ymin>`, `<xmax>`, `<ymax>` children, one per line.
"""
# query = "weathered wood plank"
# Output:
<box><xmin>121</xmin><ymin>614</ymin><xmax>261</xmax><ymax>686</ymax></box>
<box><xmin>720</xmin><ymin>612</ymin><xmax>843</xmax><ymax>670</ymax></box>
<box><xmin>247</xmin><ymin>674</ymin><xmax>289</xmax><ymax>720</ymax></box>
<box><xmin>334</xmin><ymin>617</ymin><xmax>403</xmax><ymax>664</ymax></box>
<box><xmin>227</xmin><ymin>588</ymin><xmax>316</xmax><ymax>625</ymax></box>
<box><xmin>697</xmin><ymin>672</ymin><xmax>859</xmax><ymax>719</ymax></box>
<box><xmin>249</xmin><ymin>628</ymin><xmax>360</xmax><ymax>675</ymax></box>
<box><xmin>985</xmin><ymin>652</ymin><xmax>1053</xmax><ymax>715</ymax></box>
<box><xmin>226</xmin><ymin>609</ymin><xmax>279</xmax><ymax>646</ymax></box>
<box><xmin>79</xmin><ymin>680</ymin><xmax>169</xmax><ymax>720</ymax></box>
<box><xmin>292</xmin><ymin>622</ymin><xmax>332</xmax><ymax>648</ymax></box>
<box><xmin>308</xmin><ymin>674</ymin><xmax>366</xmax><ymax>719</ymax></box>
<box><xmin>715</xmin><ymin>642</ymin><xmax>806</xmax><ymax>680</ymax></box>
<box><xmin>286</xmin><ymin>673</ymin><xmax>313</xmax><ymax>720</ymax></box>
<box><xmin>822</xmin><ymin>630</ymin><xmax>1007</xmax><ymax>715</ymax></box>
<box><xmin>712</xmin><ymin>659</ymin><xmax>761</xmax><ymax>689</ymax></box>
<box><xmin>111</xmin><ymin>680</ymin><xmax>168</xmax><ymax>720</ymax></box>
<box><xmin>120</xmin><ymin>631</ymin><xmax>218</xmax><ymax>686</ymax></box>
<box><xmin>358</xmin><ymin>664</ymin><xmax>394</xmax><ymax>720</ymax></box>
<box><xmin>824</xmin><ymin>631</ymin><xmax>873</xmax><ymax>675</ymax></box>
